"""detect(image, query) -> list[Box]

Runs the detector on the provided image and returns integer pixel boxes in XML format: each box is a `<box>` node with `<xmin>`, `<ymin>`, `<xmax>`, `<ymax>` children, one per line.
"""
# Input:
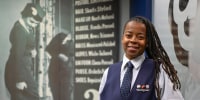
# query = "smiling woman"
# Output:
<box><xmin>122</xmin><ymin>20</ymin><xmax>147</xmax><ymax>59</ymax></box>
<box><xmin>99</xmin><ymin>16</ymin><xmax>184</xmax><ymax>100</ymax></box>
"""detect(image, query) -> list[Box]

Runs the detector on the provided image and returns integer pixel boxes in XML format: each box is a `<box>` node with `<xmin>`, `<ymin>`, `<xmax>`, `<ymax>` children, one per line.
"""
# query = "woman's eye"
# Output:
<box><xmin>126</xmin><ymin>34</ymin><xmax>132</xmax><ymax>38</ymax></box>
<box><xmin>137</xmin><ymin>35</ymin><xmax>145</xmax><ymax>39</ymax></box>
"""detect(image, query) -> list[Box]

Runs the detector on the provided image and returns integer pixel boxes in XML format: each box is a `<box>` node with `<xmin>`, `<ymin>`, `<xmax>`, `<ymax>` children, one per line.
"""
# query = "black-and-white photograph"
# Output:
<box><xmin>0</xmin><ymin>0</ymin><xmax>120</xmax><ymax>100</ymax></box>
<box><xmin>1</xmin><ymin>0</ymin><xmax>74</xmax><ymax>100</ymax></box>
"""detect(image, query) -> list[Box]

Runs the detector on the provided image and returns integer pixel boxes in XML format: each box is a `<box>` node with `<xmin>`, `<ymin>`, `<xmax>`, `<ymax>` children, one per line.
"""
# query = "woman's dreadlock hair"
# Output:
<box><xmin>124</xmin><ymin>16</ymin><xmax>181</xmax><ymax>99</ymax></box>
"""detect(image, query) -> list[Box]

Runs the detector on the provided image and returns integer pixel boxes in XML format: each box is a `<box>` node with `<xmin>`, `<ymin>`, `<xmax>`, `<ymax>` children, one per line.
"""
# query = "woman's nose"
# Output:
<box><xmin>130</xmin><ymin>36</ymin><xmax>137</xmax><ymax>42</ymax></box>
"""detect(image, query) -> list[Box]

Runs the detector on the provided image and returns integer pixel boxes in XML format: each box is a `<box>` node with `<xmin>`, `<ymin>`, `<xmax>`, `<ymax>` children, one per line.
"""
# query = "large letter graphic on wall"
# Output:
<box><xmin>169</xmin><ymin>0</ymin><xmax>200</xmax><ymax>82</ymax></box>
<box><xmin>168</xmin><ymin>0</ymin><xmax>197</xmax><ymax>67</ymax></box>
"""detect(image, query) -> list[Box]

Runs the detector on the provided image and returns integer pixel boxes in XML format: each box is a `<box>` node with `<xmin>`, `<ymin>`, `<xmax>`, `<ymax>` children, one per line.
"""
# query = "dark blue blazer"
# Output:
<box><xmin>100</xmin><ymin>59</ymin><xmax>157</xmax><ymax>100</ymax></box>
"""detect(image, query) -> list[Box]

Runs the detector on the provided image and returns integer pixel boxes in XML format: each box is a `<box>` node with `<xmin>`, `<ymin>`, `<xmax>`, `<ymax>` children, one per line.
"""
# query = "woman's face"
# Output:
<box><xmin>25</xmin><ymin>17</ymin><xmax>40</xmax><ymax>28</ymax></box>
<box><xmin>122</xmin><ymin>21</ymin><xmax>147</xmax><ymax>59</ymax></box>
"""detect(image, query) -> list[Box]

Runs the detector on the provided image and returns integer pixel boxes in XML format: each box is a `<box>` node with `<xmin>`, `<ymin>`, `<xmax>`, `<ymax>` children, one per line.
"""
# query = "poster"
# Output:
<box><xmin>0</xmin><ymin>0</ymin><xmax>74</xmax><ymax>100</ymax></box>
<box><xmin>0</xmin><ymin>0</ymin><xmax>119</xmax><ymax>100</ymax></box>
<box><xmin>74</xmin><ymin>0</ymin><xmax>119</xmax><ymax>100</ymax></box>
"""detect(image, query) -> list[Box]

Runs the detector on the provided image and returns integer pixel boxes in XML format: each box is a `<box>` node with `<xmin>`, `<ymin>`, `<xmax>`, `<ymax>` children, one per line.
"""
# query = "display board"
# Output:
<box><xmin>74</xmin><ymin>0</ymin><xmax>119</xmax><ymax>99</ymax></box>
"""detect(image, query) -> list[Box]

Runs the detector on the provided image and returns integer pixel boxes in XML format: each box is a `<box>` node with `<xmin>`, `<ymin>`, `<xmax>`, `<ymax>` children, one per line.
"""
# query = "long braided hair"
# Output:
<box><xmin>124</xmin><ymin>16</ymin><xmax>181</xmax><ymax>99</ymax></box>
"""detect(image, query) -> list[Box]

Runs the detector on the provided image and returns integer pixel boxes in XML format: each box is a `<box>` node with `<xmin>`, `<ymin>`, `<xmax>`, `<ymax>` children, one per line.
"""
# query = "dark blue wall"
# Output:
<box><xmin>130</xmin><ymin>0</ymin><xmax>152</xmax><ymax>21</ymax></box>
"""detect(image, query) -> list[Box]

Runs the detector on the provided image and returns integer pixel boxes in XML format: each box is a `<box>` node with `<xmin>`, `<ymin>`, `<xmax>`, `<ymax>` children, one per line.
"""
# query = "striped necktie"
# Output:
<box><xmin>120</xmin><ymin>61</ymin><xmax>134</xmax><ymax>99</ymax></box>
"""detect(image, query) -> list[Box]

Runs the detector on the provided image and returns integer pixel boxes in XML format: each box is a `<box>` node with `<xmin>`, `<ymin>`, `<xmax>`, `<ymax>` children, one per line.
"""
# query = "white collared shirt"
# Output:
<box><xmin>99</xmin><ymin>53</ymin><xmax>184</xmax><ymax>100</ymax></box>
